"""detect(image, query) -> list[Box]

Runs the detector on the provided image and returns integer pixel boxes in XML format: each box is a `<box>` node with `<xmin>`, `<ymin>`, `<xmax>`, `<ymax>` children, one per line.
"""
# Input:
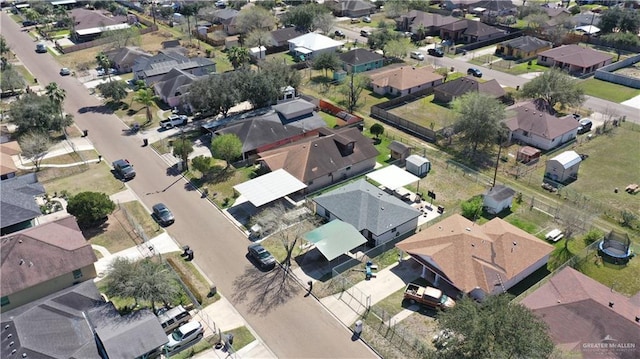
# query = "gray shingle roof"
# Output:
<box><xmin>499</xmin><ymin>36</ymin><xmax>552</xmax><ymax>53</ymax></box>
<box><xmin>272</xmin><ymin>99</ymin><xmax>316</xmax><ymax>119</ymax></box>
<box><xmin>434</xmin><ymin>76</ymin><xmax>506</xmax><ymax>99</ymax></box>
<box><xmin>313</xmin><ymin>179</ymin><xmax>420</xmax><ymax>236</ymax></box>
<box><xmin>484</xmin><ymin>185</ymin><xmax>516</xmax><ymax>202</ymax></box>
<box><xmin>0</xmin><ymin>173</ymin><xmax>45</xmax><ymax>230</ymax></box>
<box><xmin>339</xmin><ymin>48</ymin><xmax>383</xmax><ymax>66</ymax></box>
<box><xmin>153</xmin><ymin>68</ymin><xmax>197</xmax><ymax>99</ymax></box>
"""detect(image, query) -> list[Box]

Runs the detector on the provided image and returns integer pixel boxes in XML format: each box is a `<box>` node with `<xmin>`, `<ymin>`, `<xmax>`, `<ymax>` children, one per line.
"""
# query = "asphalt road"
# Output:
<box><xmin>1</xmin><ymin>12</ymin><xmax>376</xmax><ymax>359</ymax></box>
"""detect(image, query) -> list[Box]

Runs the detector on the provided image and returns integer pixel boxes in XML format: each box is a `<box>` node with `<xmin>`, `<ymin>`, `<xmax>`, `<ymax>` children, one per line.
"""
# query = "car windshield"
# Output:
<box><xmin>171</xmin><ymin>330</ymin><xmax>184</xmax><ymax>341</ymax></box>
<box><xmin>257</xmin><ymin>249</ymin><xmax>271</xmax><ymax>259</ymax></box>
<box><xmin>158</xmin><ymin>208</ymin><xmax>171</xmax><ymax>217</ymax></box>
<box><xmin>440</xmin><ymin>294</ymin><xmax>449</xmax><ymax>304</ymax></box>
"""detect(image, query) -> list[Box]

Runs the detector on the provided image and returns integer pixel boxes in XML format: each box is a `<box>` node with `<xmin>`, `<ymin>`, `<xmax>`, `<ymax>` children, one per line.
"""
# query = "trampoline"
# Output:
<box><xmin>598</xmin><ymin>231</ymin><xmax>633</xmax><ymax>264</ymax></box>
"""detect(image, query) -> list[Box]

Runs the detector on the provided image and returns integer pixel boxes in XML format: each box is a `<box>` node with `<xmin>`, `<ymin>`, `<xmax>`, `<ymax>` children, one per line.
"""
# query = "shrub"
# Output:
<box><xmin>460</xmin><ymin>196</ymin><xmax>483</xmax><ymax>220</ymax></box>
<box><xmin>66</xmin><ymin>191</ymin><xmax>115</xmax><ymax>226</ymax></box>
<box><xmin>583</xmin><ymin>229</ymin><xmax>603</xmax><ymax>245</ymax></box>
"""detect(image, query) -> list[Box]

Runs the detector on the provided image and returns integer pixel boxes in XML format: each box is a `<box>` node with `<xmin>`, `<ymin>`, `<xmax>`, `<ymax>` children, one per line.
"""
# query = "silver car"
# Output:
<box><xmin>152</xmin><ymin>203</ymin><xmax>175</xmax><ymax>226</ymax></box>
<box><xmin>164</xmin><ymin>321</ymin><xmax>204</xmax><ymax>352</ymax></box>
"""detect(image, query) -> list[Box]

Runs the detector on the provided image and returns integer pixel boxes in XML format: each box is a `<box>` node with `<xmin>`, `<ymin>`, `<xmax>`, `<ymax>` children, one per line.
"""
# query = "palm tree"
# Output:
<box><xmin>95</xmin><ymin>52</ymin><xmax>113</xmax><ymax>81</ymax></box>
<box><xmin>45</xmin><ymin>82</ymin><xmax>66</xmax><ymax>132</ymax></box>
<box><xmin>227</xmin><ymin>46</ymin><xmax>250</xmax><ymax>70</ymax></box>
<box><xmin>133</xmin><ymin>88</ymin><xmax>157</xmax><ymax>124</ymax></box>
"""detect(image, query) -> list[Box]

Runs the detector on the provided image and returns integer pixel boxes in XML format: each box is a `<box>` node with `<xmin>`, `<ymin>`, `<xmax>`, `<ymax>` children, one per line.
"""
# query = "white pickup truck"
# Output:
<box><xmin>160</xmin><ymin>115</ymin><xmax>188</xmax><ymax>129</ymax></box>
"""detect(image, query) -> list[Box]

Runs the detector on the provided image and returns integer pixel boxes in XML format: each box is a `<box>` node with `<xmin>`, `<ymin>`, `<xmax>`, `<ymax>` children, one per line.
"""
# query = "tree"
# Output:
<box><xmin>0</xmin><ymin>65</ymin><xmax>25</xmax><ymax>93</ymax></box>
<box><xmin>187</xmin><ymin>72</ymin><xmax>240</xmax><ymax>118</ymax></box>
<box><xmin>519</xmin><ymin>68</ymin><xmax>584</xmax><ymax>114</ymax></box>
<box><xmin>18</xmin><ymin>131</ymin><xmax>52</xmax><ymax>171</ymax></box>
<box><xmin>211</xmin><ymin>133</ymin><xmax>242</xmax><ymax>169</ymax></box>
<box><xmin>0</xmin><ymin>36</ymin><xmax>9</xmax><ymax>56</ymax></box>
<box><xmin>282</xmin><ymin>3</ymin><xmax>329</xmax><ymax>32</ymax></box>
<box><xmin>601</xmin><ymin>32</ymin><xmax>640</xmax><ymax>61</ymax></box>
<box><xmin>235</xmin><ymin>6</ymin><xmax>276</xmax><ymax>34</ymax></box>
<box><xmin>370</xmin><ymin>123</ymin><xmax>384</xmax><ymax>139</ymax></box>
<box><xmin>172</xmin><ymin>137</ymin><xmax>194</xmax><ymax>171</ymax></box>
<box><xmin>460</xmin><ymin>196</ymin><xmax>483</xmax><ymax>221</ymax></box>
<box><xmin>524</xmin><ymin>12</ymin><xmax>549</xmax><ymax>34</ymax></box>
<box><xmin>384</xmin><ymin>0</ymin><xmax>408</xmax><ymax>18</ymax></box>
<box><xmin>105</xmin><ymin>257</ymin><xmax>181</xmax><ymax>311</ymax></box>
<box><xmin>261</xmin><ymin>58</ymin><xmax>302</xmax><ymax>91</ymax></box>
<box><xmin>227</xmin><ymin>46</ymin><xmax>250</xmax><ymax>70</ymax></box>
<box><xmin>99</xmin><ymin>27</ymin><xmax>141</xmax><ymax>50</ymax></box>
<box><xmin>599</xmin><ymin>7</ymin><xmax>640</xmax><ymax>34</ymax></box>
<box><xmin>179</xmin><ymin>3</ymin><xmax>201</xmax><ymax>43</ymax></box>
<box><xmin>312</xmin><ymin>12</ymin><xmax>335</xmax><ymax>34</ymax></box>
<box><xmin>240</xmin><ymin>70</ymin><xmax>278</xmax><ymax>108</ymax></box>
<box><xmin>133</xmin><ymin>88</ymin><xmax>157</xmax><ymax>124</ymax></box>
<box><xmin>95</xmin><ymin>52</ymin><xmax>113</xmax><ymax>80</ymax></box>
<box><xmin>45</xmin><ymin>82</ymin><xmax>66</xmax><ymax>129</ymax></box>
<box><xmin>23</xmin><ymin>9</ymin><xmax>41</xmax><ymax>24</ymax></box>
<box><xmin>9</xmin><ymin>92</ymin><xmax>70</xmax><ymax>135</ymax></box>
<box><xmin>191</xmin><ymin>155</ymin><xmax>215</xmax><ymax>180</ymax></box>
<box><xmin>339</xmin><ymin>73</ymin><xmax>370</xmax><ymax>113</ymax></box>
<box><xmin>96</xmin><ymin>80</ymin><xmax>128</xmax><ymax>104</ymax></box>
<box><xmin>244</xmin><ymin>29</ymin><xmax>272</xmax><ymax>48</ymax></box>
<box><xmin>312</xmin><ymin>52</ymin><xmax>341</xmax><ymax>78</ymax></box>
<box><xmin>437</xmin><ymin>295</ymin><xmax>555</xmax><ymax>359</ymax></box>
<box><xmin>384</xmin><ymin>38</ymin><xmax>413</xmax><ymax>59</ymax></box>
<box><xmin>452</xmin><ymin>92</ymin><xmax>505</xmax><ymax>157</ymax></box>
<box><xmin>367</xmin><ymin>22</ymin><xmax>401</xmax><ymax>54</ymax></box>
<box><xmin>66</xmin><ymin>191</ymin><xmax>116</xmax><ymax>226</ymax></box>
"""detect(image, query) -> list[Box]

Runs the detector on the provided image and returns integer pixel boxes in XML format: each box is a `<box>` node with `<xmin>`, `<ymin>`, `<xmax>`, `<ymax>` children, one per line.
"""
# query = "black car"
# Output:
<box><xmin>467</xmin><ymin>67</ymin><xmax>482</xmax><ymax>78</ymax></box>
<box><xmin>112</xmin><ymin>159</ymin><xmax>136</xmax><ymax>180</ymax></box>
<box><xmin>152</xmin><ymin>203</ymin><xmax>175</xmax><ymax>226</ymax></box>
<box><xmin>428</xmin><ymin>48</ymin><xmax>444</xmax><ymax>57</ymax></box>
<box><xmin>334</xmin><ymin>30</ymin><xmax>345</xmax><ymax>38</ymax></box>
<box><xmin>248</xmin><ymin>243</ymin><xmax>276</xmax><ymax>269</ymax></box>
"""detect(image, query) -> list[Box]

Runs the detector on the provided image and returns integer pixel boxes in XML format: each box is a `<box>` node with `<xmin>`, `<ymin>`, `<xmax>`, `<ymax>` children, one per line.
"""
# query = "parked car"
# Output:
<box><xmin>360</xmin><ymin>30</ymin><xmax>371</xmax><ymax>37</ymax></box>
<box><xmin>160</xmin><ymin>114</ymin><xmax>188</xmax><ymax>129</ymax></box>
<box><xmin>164</xmin><ymin>322</ymin><xmax>204</xmax><ymax>353</ymax></box>
<box><xmin>157</xmin><ymin>305</ymin><xmax>192</xmax><ymax>334</ymax></box>
<box><xmin>410</xmin><ymin>51</ymin><xmax>424</xmax><ymax>61</ymax></box>
<box><xmin>112</xmin><ymin>159</ymin><xmax>136</xmax><ymax>180</ymax></box>
<box><xmin>97</xmin><ymin>67</ymin><xmax>117</xmax><ymax>76</ymax></box>
<box><xmin>59</xmin><ymin>68</ymin><xmax>71</xmax><ymax>76</ymax></box>
<box><xmin>152</xmin><ymin>203</ymin><xmax>175</xmax><ymax>226</ymax></box>
<box><xmin>428</xmin><ymin>48</ymin><xmax>444</xmax><ymax>57</ymax></box>
<box><xmin>248</xmin><ymin>243</ymin><xmax>276</xmax><ymax>269</ymax></box>
<box><xmin>35</xmin><ymin>43</ymin><xmax>47</xmax><ymax>53</ymax></box>
<box><xmin>363</xmin><ymin>16</ymin><xmax>371</xmax><ymax>23</ymax></box>
<box><xmin>403</xmin><ymin>283</ymin><xmax>456</xmax><ymax>310</ymax></box>
<box><xmin>467</xmin><ymin>67</ymin><xmax>482</xmax><ymax>78</ymax></box>
<box><xmin>351</xmin><ymin>18</ymin><xmax>361</xmax><ymax>23</ymax></box>
<box><xmin>334</xmin><ymin>30</ymin><xmax>345</xmax><ymax>38</ymax></box>
<box><xmin>577</xmin><ymin>118</ymin><xmax>592</xmax><ymax>134</ymax></box>
<box><xmin>22</xmin><ymin>20</ymin><xmax>37</xmax><ymax>27</ymax></box>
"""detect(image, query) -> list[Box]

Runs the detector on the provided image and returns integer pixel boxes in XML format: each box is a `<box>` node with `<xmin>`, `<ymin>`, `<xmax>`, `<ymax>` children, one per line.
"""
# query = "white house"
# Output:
<box><xmin>288</xmin><ymin>33</ymin><xmax>343</xmax><ymax>60</ymax></box>
<box><xmin>505</xmin><ymin>101</ymin><xmax>579</xmax><ymax>151</ymax></box>
<box><xmin>545</xmin><ymin>151</ymin><xmax>582</xmax><ymax>183</ymax></box>
<box><xmin>483</xmin><ymin>185</ymin><xmax>516</xmax><ymax>214</ymax></box>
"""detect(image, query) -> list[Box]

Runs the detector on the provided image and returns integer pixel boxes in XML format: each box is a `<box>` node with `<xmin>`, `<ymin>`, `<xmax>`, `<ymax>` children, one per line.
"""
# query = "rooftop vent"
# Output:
<box><xmin>609</xmin><ymin>302</ymin><xmax>614</xmax><ymax>308</ymax></box>
<box><xmin>635</xmin><ymin>316</ymin><xmax>639</xmax><ymax>323</ymax></box>
<box><xmin>465</xmin><ymin>227</ymin><xmax>471</xmax><ymax>231</ymax></box>
<box><xmin>19</xmin><ymin>259</ymin><xmax>24</xmax><ymax>266</ymax></box>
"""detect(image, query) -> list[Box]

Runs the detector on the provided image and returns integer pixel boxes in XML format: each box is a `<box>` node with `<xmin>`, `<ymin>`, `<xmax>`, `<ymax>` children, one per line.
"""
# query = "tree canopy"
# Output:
<box><xmin>282</xmin><ymin>3</ymin><xmax>329</xmax><ymax>32</ymax></box>
<box><xmin>601</xmin><ymin>32</ymin><xmax>640</xmax><ymax>61</ymax></box>
<box><xmin>18</xmin><ymin>131</ymin><xmax>52</xmax><ymax>171</ymax></box>
<box><xmin>0</xmin><ymin>65</ymin><xmax>25</xmax><ymax>93</ymax></box>
<box><xmin>235</xmin><ymin>5</ymin><xmax>276</xmax><ymax>34</ymax></box>
<box><xmin>453</xmin><ymin>92</ymin><xmax>505</xmax><ymax>157</ymax></box>
<box><xmin>367</xmin><ymin>22</ymin><xmax>402</xmax><ymax>54</ymax></box>
<box><xmin>66</xmin><ymin>191</ymin><xmax>116</xmax><ymax>226</ymax></box>
<box><xmin>436</xmin><ymin>294</ymin><xmax>555</xmax><ymax>359</ymax></box>
<box><xmin>133</xmin><ymin>88</ymin><xmax>156</xmax><ymax>124</ymax></box>
<box><xmin>519</xmin><ymin>68</ymin><xmax>584</xmax><ymax>113</ymax></box>
<box><xmin>187</xmin><ymin>72</ymin><xmax>241</xmax><ymax>118</ymax></box>
<box><xmin>211</xmin><ymin>133</ymin><xmax>242</xmax><ymax>169</ymax></box>
<box><xmin>384</xmin><ymin>38</ymin><xmax>413</xmax><ymax>59</ymax></box>
<box><xmin>172</xmin><ymin>137</ymin><xmax>194</xmax><ymax>171</ymax></box>
<box><xmin>599</xmin><ymin>7</ymin><xmax>640</xmax><ymax>34</ymax></box>
<box><xmin>9</xmin><ymin>92</ymin><xmax>71</xmax><ymax>135</ymax></box>
<box><xmin>96</xmin><ymin>80</ymin><xmax>128</xmax><ymax>104</ymax></box>
<box><xmin>312</xmin><ymin>52</ymin><xmax>341</xmax><ymax>77</ymax></box>
<box><xmin>339</xmin><ymin>73</ymin><xmax>371</xmax><ymax>113</ymax></box>
<box><xmin>226</xmin><ymin>46</ymin><xmax>250</xmax><ymax>70</ymax></box>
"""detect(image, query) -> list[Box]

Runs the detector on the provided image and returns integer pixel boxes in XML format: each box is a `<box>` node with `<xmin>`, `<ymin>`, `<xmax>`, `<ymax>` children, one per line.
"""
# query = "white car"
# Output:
<box><xmin>164</xmin><ymin>321</ymin><xmax>204</xmax><ymax>352</ymax></box>
<box><xmin>410</xmin><ymin>51</ymin><xmax>424</xmax><ymax>61</ymax></box>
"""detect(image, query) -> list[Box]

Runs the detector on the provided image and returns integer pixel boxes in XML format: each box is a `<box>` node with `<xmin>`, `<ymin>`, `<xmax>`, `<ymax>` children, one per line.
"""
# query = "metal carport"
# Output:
<box><xmin>303</xmin><ymin>220</ymin><xmax>367</xmax><ymax>261</ymax></box>
<box><xmin>233</xmin><ymin>169</ymin><xmax>307</xmax><ymax>207</ymax></box>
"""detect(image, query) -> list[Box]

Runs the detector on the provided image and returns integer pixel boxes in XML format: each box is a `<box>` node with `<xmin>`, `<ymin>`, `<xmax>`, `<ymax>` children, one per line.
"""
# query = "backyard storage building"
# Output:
<box><xmin>545</xmin><ymin>150</ymin><xmax>582</xmax><ymax>183</ymax></box>
<box><xmin>405</xmin><ymin>155</ymin><xmax>430</xmax><ymax>177</ymax></box>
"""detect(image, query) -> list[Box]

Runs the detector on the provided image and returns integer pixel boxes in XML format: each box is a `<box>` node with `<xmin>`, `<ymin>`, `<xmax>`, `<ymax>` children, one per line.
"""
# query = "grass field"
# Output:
<box><xmin>40</xmin><ymin>161</ymin><xmax>125</xmax><ymax>196</ymax></box>
<box><xmin>578</xmin><ymin>78</ymin><xmax>640</xmax><ymax>103</ymax></box>
<box><xmin>387</xmin><ymin>94</ymin><xmax>456</xmax><ymax>131</ymax></box>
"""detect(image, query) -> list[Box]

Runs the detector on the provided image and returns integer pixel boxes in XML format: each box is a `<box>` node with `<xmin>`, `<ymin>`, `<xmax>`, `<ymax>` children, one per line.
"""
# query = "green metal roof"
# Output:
<box><xmin>304</xmin><ymin>220</ymin><xmax>366</xmax><ymax>261</ymax></box>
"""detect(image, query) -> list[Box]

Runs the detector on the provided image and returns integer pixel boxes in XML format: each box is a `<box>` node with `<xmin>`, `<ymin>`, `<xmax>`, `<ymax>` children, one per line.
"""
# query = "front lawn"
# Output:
<box><xmin>41</xmin><ymin>161</ymin><xmax>125</xmax><ymax>197</ymax></box>
<box><xmin>191</xmin><ymin>165</ymin><xmax>256</xmax><ymax>208</ymax></box>
<box><xmin>578</xmin><ymin>78</ymin><xmax>640</xmax><ymax>103</ymax></box>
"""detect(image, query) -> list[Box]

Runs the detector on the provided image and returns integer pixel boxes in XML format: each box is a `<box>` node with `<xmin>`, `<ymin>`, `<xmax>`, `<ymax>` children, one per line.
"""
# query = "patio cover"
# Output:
<box><xmin>303</xmin><ymin>220</ymin><xmax>367</xmax><ymax>261</ymax></box>
<box><xmin>233</xmin><ymin>169</ymin><xmax>306</xmax><ymax>207</ymax></box>
<box><xmin>366</xmin><ymin>165</ymin><xmax>419</xmax><ymax>190</ymax></box>
<box><xmin>294</xmin><ymin>47</ymin><xmax>312</xmax><ymax>55</ymax></box>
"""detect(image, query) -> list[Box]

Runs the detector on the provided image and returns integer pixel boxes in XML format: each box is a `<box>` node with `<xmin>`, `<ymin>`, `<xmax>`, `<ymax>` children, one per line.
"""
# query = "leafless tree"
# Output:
<box><xmin>19</xmin><ymin>131</ymin><xmax>52</xmax><ymax>171</ymax></box>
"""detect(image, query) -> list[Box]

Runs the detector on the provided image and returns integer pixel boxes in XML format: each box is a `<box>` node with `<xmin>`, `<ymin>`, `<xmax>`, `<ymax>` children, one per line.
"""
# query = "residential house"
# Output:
<box><xmin>213</xmin><ymin>99</ymin><xmax>325</xmax><ymax>160</ymax></box>
<box><xmin>441</xmin><ymin>0</ymin><xmax>477</xmax><ymax>11</ymax></box>
<box><xmin>153</xmin><ymin>68</ymin><xmax>197</xmax><ymax>109</ymax></box>
<box><xmin>0</xmin><ymin>216</ymin><xmax>97</xmax><ymax>312</ymax></box>
<box><xmin>495</xmin><ymin>36</ymin><xmax>553</xmax><ymax>60</ymax></box>
<box><xmin>505</xmin><ymin>101</ymin><xmax>579</xmax><ymax>151</ymax></box>
<box><xmin>483</xmin><ymin>185</ymin><xmax>516</xmax><ymax>214</ymax></box>
<box><xmin>521</xmin><ymin>267</ymin><xmax>640</xmax><ymax>359</ymax></box>
<box><xmin>313</xmin><ymin>179</ymin><xmax>421</xmax><ymax>246</ymax></box>
<box><xmin>327</xmin><ymin>0</ymin><xmax>375</xmax><ymax>18</ymax></box>
<box><xmin>542</xmin><ymin>6</ymin><xmax>572</xmax><ymax>28</ymax></box>
<box><xmin>545</xmin><ymin>150</ymin><xmax>582</xmax><ymax>183</ymax></box>
<box><xmin>396</xmin><ymin>10</ymin><xmax>459</xmax><ymax>37</ymax></box>
<box><xmin>1</xmin><ymin>281</ymin><xmax>168</xmax><ymax>358</ymax></box>
<box><xmin>268</xmin><ymin>27</ymin><xmax>305</xmax><ymax>50</ymax></box>
<box><xmin>433</xmin><ymin>76</ymin><xmax>506</xmax><ymax>103</ymax></box>
<box><xmin>0</xmin><ymin>173</ymin><xmax>45</xmax><ymax>235</ymax></box>
<box><xmin>212</xmin><ymin>8</ymin><xmax>240</xmax><ymax>35</ymax></box>
<box><xmin>132</xmin><ymin>50</ymin><xmax>215</xmax><ymax>86</ymax></box>
<box><xmin>388</xmin><ymin>140</ymin><xmax>412</xmax><ymax>163</ymax></box>
<box><xmin>105</xmin><ymin>46</ymin><xmax>153</xmax><ymax>73</ymax></box>
<box><xmin>0</xmin><ymin>141</ymin><xmax>20</xmax><ymax>180</ymax></box>
<box><xmin>471</xmin><ymin>0</ymin><xmax>518</xmax><ymax>17</ymax></box>
<box><xmin>439</xmin><ymin>19</ymin><xmax>504</xmax><ymax>43</ymax></box>
<box><xmin>69</xmin><ymin>8</ymin><xmax>131</xmax><ymax>42</ymax></box>
<box><xmin>571</xmin><ymin>12</ymin><xmax>601</xmax><ymax>27</ymax></box>
<box><xmin>369</xmin><ymin>66</ymin><xmax>444</xmax><ymax>96</ymax></box>
<box><xmin>288</xmin><ymin>33</ymin><xmax>343</xmax><ymax>60</ymax></box>
<box><xmin>537</xmin><ymin>44</ymin><xmax>613</xmax><ymax>75</ymax></box>
<box><xmin>396</xmin><ymin>214</ymin><xmax>555</xmax><ymax>298</ymax></box>
<box><xmin>259</xmin><ymin>127</ymin><xmax>380</xmax><ymax>193</ymax></box>
<box><xmin>339</xmin><ymin>48</ymin><xmax>384</xmax><ymax>74</ymax></box>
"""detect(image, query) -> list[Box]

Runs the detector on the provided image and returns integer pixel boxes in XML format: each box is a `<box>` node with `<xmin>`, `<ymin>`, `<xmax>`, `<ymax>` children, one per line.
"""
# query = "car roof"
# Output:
<box><xmin>177</xmin><ymin>321</ymin><xmax>201</xmax><ymax>333</ymax></box>
<box><xmin>153</xmin><ymin>203</ymin><xmax>168</xmax><ymax>210</ymax></box>
<box><xmin>248</xmin><ymin>243</ymin><xmax>266</xmax><ymax>251</ymax></box>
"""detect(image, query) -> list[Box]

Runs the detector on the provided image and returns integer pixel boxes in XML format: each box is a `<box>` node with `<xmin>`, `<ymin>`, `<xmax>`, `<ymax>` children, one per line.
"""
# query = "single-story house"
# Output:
<box><xmin>339</xmin><ymin>48</ymin><xmax>384</xmax><ymax>74</ymax></box>
<box><xmin>288</xmin><ymin>33</ymin><xmax>343</xmax><ymax>60</ymax></box>
<box><xmin>433</xmin><ymin>76</ymin><xmax>506</xmax><ymax>103</ymax></box>
<box><xmin>0</xmin><ymin>140</ymin><xmax>20</xmax><ymax>181</ymax></box>
<box><xmin>259</xmin><ymin>127</ymin><xmax>380</xmax><ymax>193</ymax></box>
<box><xmin>268</xmin><ymin>27</ymin><xmax>305</xmax><ymax>49</ymax></box>
<box><xmin>571</xmin><ymin>12</ymin><xmax>601</xmax><ymax>27</ymax></box>
<box><xmin>105</xmin><ymin>46</ymin><xmax>153</xmax><ymax>73</ymax></box>
<box><xmin>471</xmin><ymin>0</ymin><xmax>518</xmax><ymax>17</ymax></box>
<box><xmin>133</xmin><ymin>50</ymin><xmax>216</xmax><ymax>85</ymax></box>
<box><xmin>537</xmin><ymin>44</ymin><xmax>613</xmax><ymax>75</ymax></box>
<box><xmin>495</xmin><ymin>36</ymin><xmax>553</xmax><ymax>60</ymax></box>
<box><xmin>483</xmin><ymin>185</ymin><xmax>516</xmax><ymax>214</ymax></box>
<box><xmin>521</xmin><ymin>267</ymin><xmax>640</xmax><ymax>358</ymax></box>
<box><xmin>396</xmin><ymin>10</ymin><xmax>459</xmax><ymax>35</ymax></box>
<box><xmin>439</xmin><ymin>19</ymin><xmax>504</xmax><ymax>43</ymax></box>
<box><xmin>441</xmin><ymin>0</ymin><xmax>477</xmax><ymax>11</ymax></box>
<box><xmin>369</xmin><ymin>66</ymin><xmax>444</xmax><ymax>97</ymax></box>
<box><xmin>545</xmin><ymin>150</ymin><xmax>582</xmax><ymax>183</ymax></box>
<box><xmin>396</xmin><ymin>214</ymin><xmax>555</xmax><ymax>298</ymax></box>
<box><xmin>212</xmin><ymin>8</ymin><xmax>240</xmax><ymax>35</ymax></box>
<box><xmin>153</xmin><ymin>68</ymin><xmax>197</xmax><ymax>108</ymax></box>
<box><xmin>388</xmin><ymin>140</ymin><xmax>412</xmax><ymax>163</ymax></box>
<box><xmin>69</xmin><ymin>8</ymin><xmax>130</xmax><ymax>42</ymax></box>
<box><xmin>505</xmin><ymin>101</ymin><xmax>579</xmax><ymax>151</ymax></box>
<box><xmin>0</xmin><ymin>216</ymin><xmax>97</xmax><ymax>312</ymax></box>
<box><xmin>327</xmin><ymin>0</ymin><xmax>375</xmax><ymax>18</ymax></box>
<box><xmin>313</xmin><ymin>179</ymin><xmax>421</xmax><ymax>246</ymax></box>
<box><xmin>0</xmin><ymin>281</ymin><xmax>168</xmax><ymax>359</ymax></box>
<box><xmin>0</xmin><ymin>173</ymin><xmax>45</xmax><ymax>235</ymax></box>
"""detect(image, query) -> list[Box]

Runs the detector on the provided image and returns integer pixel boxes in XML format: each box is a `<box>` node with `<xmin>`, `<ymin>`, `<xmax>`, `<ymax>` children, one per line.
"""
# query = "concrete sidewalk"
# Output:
<box><xmin>13</xmin><ymin>136</ymin><xmax>97</xmax><ymax>169</ymax></box>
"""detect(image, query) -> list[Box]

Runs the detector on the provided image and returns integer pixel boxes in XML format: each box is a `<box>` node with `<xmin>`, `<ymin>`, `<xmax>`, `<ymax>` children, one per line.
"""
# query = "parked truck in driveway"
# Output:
<box><xmin>403</xmin><ymin>283</ymin><xmax>455</xmax><ymax>309</ymax></box>
<box><xmin>160</xmin><ymin>115</ymin><xmax>188</xmax><ymax>129</ymax></box>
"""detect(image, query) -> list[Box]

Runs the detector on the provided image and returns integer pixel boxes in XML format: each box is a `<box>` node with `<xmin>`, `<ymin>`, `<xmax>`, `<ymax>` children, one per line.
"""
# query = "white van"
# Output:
<box><xmin>157</xmin><ymin>305</ymin><xmax>192</xmax><ymax>333</ymax></box>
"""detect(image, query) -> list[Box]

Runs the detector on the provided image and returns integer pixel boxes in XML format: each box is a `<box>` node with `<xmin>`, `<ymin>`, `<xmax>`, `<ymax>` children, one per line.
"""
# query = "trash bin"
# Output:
<box><xmin>83</xmin><ymin>129</ymin><xmax>88</xmax><ymax>137</ymax></box>
<box><xmin>143</xmin><ymin>138</ymin><xmax>148</xmax><ymax>146</ymax></box>
<box><xmin>354</xmin><ymin>320</ymin><xmax>363</xmax><ymax>335</ymax></box>
<box><xmin>208</xmin><ymin>285</ymin><xmax>217</xmax><ymax>297</ymax></box>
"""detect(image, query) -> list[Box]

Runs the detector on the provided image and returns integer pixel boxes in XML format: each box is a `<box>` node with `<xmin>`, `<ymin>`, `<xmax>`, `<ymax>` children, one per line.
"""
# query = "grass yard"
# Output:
<box><xmin>40</xmin><ymin>161</ymin><xmax>125</xmax><ymax>197</ymax></box>
<box><xmin>120</xmin><ymin>201</ymin><xmax>163</xmax><ymax>239</ymax></box>
<box><xmin>575</xmin><ymin>250</ymin><xmax>640</xmax><ymax>296</ymax></box>
<box><xmin>373</xmin><ymin>287</ymin><xmax>412</xmax><ymax>319</ymax></box>
<box><xmin>86</xmin><ymin>208</ymin><xmax>141</xmax><ymax>253</ymax></box>
<box><xmin>578</xmin><ymin>78</ymin><xmax>640</xmax><ymax>103</ymax></box>
<box><xmin>196</xmin><ymin>165</ymin><xmax>256</xmax><ymax>208</ymax></box>
<box><xmin>223</xmin><ymin>326</ymin><xmax>256</xmax><ymax>351</ymax></box>
<box><xmin>499</xmin><ymin>59</ymin><xmax>548</xmax><ymax>76</ymax></box>
<box><xmin>13</xmin><ymin>64</ymin><xmax>36</xmax><ymax>85</ymax></box>
<box><xmin>387</xmin><ymin>94</ymin><xmax>456</xmax><ymax>131</ymax></box>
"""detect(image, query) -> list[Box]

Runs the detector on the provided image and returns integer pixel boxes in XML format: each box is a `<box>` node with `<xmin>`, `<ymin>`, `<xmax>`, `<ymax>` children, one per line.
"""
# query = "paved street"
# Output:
<box><xmin>1</xmin><ymin>12</ymin><xmax>376</xmax><ymax>359</ymax></box>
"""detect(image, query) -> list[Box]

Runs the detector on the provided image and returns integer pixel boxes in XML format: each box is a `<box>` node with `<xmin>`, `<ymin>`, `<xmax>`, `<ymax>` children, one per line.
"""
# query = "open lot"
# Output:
<box><xmin>387</xmin><ymin>94</ymin><xmax>456</xmax><ymax>131</ymax></box>
<box><xmin>578</xmin><ymin>78</ymin><xmax>640</xmax><ymax>103</ymax></box>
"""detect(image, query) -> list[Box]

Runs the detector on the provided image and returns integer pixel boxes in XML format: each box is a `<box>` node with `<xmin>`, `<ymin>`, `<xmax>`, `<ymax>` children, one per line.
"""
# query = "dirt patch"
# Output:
<box><xmin>613</xmin><ymin>63</ymin><xmax>640</xmax><ymax>79</ymax></box>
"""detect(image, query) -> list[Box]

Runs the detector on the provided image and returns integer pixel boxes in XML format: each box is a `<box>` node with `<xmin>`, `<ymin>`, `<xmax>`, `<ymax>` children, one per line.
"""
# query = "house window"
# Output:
<box><xmin>1</xmin><ymin>296</ymin><xmax>9</xmax><ymax>307</ymax></box>
<box><xmin>523</xmin><ymin>131</ymin><xmax>529</xmax><ymax>137</ymax></box>
<box><xmin>73</xmin><ymin>269</ymin><xmax>83</xmax><ymax>279</ymax></box>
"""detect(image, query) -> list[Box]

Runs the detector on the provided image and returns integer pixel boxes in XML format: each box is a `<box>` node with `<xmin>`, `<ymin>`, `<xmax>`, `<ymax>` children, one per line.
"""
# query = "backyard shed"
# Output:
<box><xmin>388</xmin><ymin>141</ymin><xmax>413</xmax><ymax>163</ymax></box>
<box><xmin>405</xmin><ymin>155</ymin><xmax>430</xmax><ymax>177</ymax></box>
<box><xmin>483</xmin><ymin>185</ymin><xmax>516</xmax><ymax>214</ymax></box>
<box><xmin>545</xmin><ymin>150</ymin><xmax>582</xmax><ymax>183</ymax></box>
<box><xmin>517</xmin><ymin>146</ymin><xmax>541</xmax><ymax>164</ymax></box>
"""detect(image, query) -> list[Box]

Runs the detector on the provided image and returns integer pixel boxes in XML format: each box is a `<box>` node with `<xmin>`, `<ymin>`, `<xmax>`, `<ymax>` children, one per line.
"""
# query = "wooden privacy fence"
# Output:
<box><xmin>370</xmin><ymin>87</ymin><xmax>438</xmax><ymax>142</ymax></box>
